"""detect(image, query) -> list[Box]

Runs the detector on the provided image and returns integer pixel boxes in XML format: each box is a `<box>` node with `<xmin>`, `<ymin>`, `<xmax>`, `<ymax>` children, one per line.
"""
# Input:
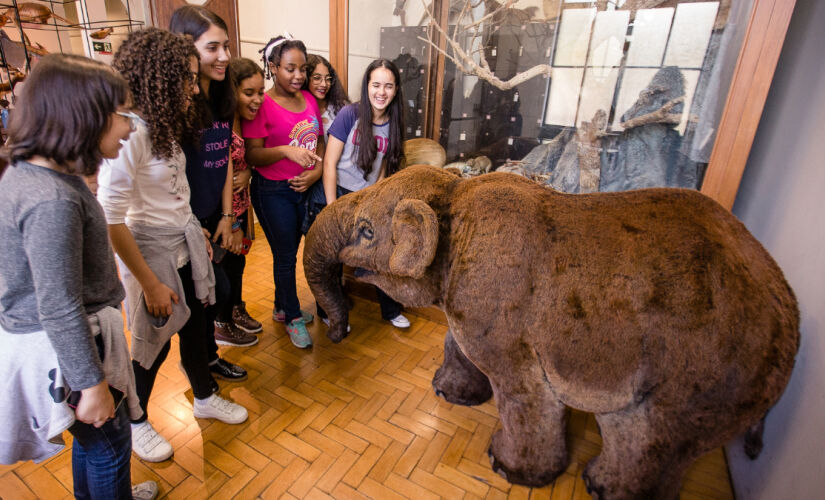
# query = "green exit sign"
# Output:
<box><xmin>92</xmin><ymin>41</ymin><xmax>112</xmax><ymax>54</ymax></box>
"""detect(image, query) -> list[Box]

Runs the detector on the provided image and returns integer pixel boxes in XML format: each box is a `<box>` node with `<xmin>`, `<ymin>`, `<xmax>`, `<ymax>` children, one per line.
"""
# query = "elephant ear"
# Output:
<box><xmin>389</xmin><ymin>198</ymin><xmax>439</xmax><ymax>279</ymax></box>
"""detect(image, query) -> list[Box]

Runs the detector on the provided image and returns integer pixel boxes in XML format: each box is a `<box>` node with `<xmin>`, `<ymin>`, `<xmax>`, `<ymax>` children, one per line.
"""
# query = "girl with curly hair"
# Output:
<box><xmin>244</xmin><ymin>35</ymin><xmax>325</xmax><ymax>349</ymax></box>
<box><xmin>170</xmin><ymin>5</ymin><xmax>259</xmax><ymax>362</ymax></box>
<box><xmin>97</xmin><ymin>28</ymin><xmax>248</xmax><ymax>464</ymax></box>
<box><xmin>303</xmin><ymin>54</ymin><xmax>350</xmax><ymax>141</ymax></box>
<box><xmin>0</xmin><ymin>53</ymin><xmax>157</xmax><ymax>499</ymax></box>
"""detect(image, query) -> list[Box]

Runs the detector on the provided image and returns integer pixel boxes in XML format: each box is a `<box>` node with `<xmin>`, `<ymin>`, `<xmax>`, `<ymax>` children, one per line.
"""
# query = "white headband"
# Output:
<box><xmin>263</xmin><ymin>32</ymin><xmax>294</xmax><ymax>63</ymax></box>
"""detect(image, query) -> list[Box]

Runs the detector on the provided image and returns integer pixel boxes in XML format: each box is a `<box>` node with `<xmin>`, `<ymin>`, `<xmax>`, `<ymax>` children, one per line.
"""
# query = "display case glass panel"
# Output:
<box><xmin>349</xmin><ymin>0</ymin><xmax>753</xmax><ymax>195</ymax></box>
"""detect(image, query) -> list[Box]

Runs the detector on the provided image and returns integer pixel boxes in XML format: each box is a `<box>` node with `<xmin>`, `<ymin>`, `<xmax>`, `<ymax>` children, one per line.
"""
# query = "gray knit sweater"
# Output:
<box><xmin>0</xmin><ymin>161</ymin><xmax>125</xmax><ymax>390</ymax></box>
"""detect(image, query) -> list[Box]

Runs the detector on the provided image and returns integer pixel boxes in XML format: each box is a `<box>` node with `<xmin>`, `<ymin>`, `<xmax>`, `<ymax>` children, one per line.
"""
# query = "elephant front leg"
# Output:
<box><xmin>432</xmin><ymin>330</ymin><xmax>493</xmax><ymax>406</ymax></box>
<box><xmin>487</xmin><ymin>372</ymin><xmax>569</xmax><ymax>487</ymax></box>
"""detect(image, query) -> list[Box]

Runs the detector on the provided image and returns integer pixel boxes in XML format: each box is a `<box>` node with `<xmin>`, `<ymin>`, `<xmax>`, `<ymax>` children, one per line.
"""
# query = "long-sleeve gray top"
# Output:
<box><xmin>0</xmin><ymin>161</ymin><xmax>125</xmax><ymax>391</ymax></box>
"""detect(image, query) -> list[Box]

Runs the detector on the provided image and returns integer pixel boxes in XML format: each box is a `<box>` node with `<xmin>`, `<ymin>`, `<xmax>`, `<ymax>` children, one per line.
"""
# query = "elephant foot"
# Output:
<box><xmin>582</xmin><ymin>452</ymin><xmax>680</xmax><ymax>500</ymax></box>
<box><xmin>486</xmin><ymin>430</ymin><xmax>566</xmax><ymax>488</ymax></box>
<box><xmin>432</xmin><ymin>330</ymin><xmax>492</xmax><ymax>406</ymax></box>
<box><xmin>325</xmin><ymin>322</ymin><xmax>349</xmax><ymax>343</ymax></box>
<box><xmin>582</xmin><ymin>460</ymin><xmax>607</xmax><ymax>500</ymax></box>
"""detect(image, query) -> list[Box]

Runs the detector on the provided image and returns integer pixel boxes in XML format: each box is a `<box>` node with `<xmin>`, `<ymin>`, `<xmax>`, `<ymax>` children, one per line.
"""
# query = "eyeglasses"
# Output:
<box><xmin>311</xmin><ymin>74</ymin><xmax>333</xmax><ymax>84</ymax></box>
<box><xmin>116</xmin><ymin>111</ymin><xmax>141</xmax><ymax>131</ymax></box>
<box><xmin>189</xmin><ymin>71</ymin><xmax>199</xmax><ymax>87</ymax></box>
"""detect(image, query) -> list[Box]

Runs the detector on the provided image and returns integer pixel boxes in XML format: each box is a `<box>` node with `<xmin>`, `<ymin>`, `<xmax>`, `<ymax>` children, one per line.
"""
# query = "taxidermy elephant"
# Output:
<box><xmin>303</xmin><ymin>165</ymin><xmax>799</xmax><ymax>499</ymax></box>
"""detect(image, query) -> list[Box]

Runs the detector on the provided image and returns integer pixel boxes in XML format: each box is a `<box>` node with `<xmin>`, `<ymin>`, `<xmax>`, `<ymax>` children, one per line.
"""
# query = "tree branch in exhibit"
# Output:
<box><xmin>417</xmin><ymin>0</ymin><xmax>552</xmax><ymax>91</ymax></box>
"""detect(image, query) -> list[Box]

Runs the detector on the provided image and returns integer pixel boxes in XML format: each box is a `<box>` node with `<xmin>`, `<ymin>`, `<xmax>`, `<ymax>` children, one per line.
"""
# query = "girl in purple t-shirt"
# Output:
<box><xmin>243</xmin><ymin>36</ymin><xmax>324</xmax><ymax>349</ymax></box>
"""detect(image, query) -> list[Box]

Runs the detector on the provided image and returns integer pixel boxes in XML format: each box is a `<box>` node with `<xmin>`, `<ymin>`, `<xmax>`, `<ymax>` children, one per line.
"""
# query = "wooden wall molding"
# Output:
<box><xmin>701</xmin><ymin>0</ymin><xmax>797</xmax><ymax>209</ymax></box>
<box><xmin>329</xmin><ymin>0</ymin><xmax>349</xmax><ymax>94</ymax></box>
<box><xmin>148</xmin><ymin>0</ymin><xmax>241</xmax><ymax>58</ymax></box>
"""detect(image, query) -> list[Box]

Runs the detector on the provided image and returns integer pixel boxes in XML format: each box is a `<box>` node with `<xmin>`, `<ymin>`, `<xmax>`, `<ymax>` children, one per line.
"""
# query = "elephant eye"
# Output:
<box><xmin>356</xmin><ymin>219</ymin><xmax>374</xmax><ymax>241</ymax></box>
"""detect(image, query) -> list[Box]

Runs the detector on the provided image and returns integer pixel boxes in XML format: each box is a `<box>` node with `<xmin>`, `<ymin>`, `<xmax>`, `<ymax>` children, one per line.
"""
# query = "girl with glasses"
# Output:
<box><xmin>0</xmin><ymin>53</ymin><xmax>157</xmax><ymax>499</ymax></box>
<box><xmin>303</xmin><ymin>54</ymin><xmax>350</xmax><ymax>142</ymax></box>
<box><xmin>97</xmin><ymin>28</ymin><xmax>248</xmax><ymax>465</ymax></box>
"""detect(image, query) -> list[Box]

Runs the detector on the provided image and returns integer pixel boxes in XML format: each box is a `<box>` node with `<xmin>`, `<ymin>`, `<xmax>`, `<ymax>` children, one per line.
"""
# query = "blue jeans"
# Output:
<box><xmin>251</xmin><ymin>173</ymin><xmax>307</xmax><ymax>324</ymax></box>
<box><xmin>69</xmin><ymin>403</ymin><xmax>132</xmax><ymax>499</ymax></box>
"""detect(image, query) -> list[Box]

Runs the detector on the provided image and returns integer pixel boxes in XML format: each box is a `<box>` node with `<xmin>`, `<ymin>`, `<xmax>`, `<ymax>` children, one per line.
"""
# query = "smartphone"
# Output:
<box><xmin>67</xmin><ymin>385</ymin><xmax>125</xmax><ymax>411</ymax></box>
<box><xmin>240</xmin><ymin>237</ymin><xmax>252</xmax><ymax>255</ymax></box>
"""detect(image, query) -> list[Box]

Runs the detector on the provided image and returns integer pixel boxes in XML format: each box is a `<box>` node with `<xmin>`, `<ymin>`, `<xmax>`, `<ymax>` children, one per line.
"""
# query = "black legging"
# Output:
<box><xmin>220</xmin><ymin>216</ymin><xmax>248</xmax><ymax>316</ymax></box>
<box><xmin>131</xmin><ymin>263</ymin><xmax>214</xmax><ymax>423</ymax></box>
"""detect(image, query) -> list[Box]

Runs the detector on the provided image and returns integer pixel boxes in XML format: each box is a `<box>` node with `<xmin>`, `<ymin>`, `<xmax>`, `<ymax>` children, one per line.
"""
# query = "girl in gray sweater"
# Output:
<box><xmin>0</xmin><ymin>54</ymin><xmax>156</xmax><ymax>499</ymax></box>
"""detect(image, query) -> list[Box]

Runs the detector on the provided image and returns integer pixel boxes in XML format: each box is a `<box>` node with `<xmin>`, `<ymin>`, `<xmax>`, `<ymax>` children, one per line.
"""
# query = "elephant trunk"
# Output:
<box><xmin>303</xmin><ymin>196</ymin><xmax>356</xmax><ymax>342</ymax></box>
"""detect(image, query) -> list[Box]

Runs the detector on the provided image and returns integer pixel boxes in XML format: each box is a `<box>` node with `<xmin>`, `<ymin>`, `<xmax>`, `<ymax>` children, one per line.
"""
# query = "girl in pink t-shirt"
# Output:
<box><xmin>243</xmin><ymin>36</ymin><xmax>324</xmax><ymax>349</ymax></box>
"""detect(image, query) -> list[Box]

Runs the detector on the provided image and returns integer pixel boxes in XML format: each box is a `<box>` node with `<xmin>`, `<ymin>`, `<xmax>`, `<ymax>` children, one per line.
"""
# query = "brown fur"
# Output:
<box><xmin>304</xmin><ymin>165</ymin><xmax>799</xmax><ymax>498</ymax></box>
<box><xmin>402</xmin><ymin>138</ymin><xmax>446</xmax><ymax>168</ymax></box>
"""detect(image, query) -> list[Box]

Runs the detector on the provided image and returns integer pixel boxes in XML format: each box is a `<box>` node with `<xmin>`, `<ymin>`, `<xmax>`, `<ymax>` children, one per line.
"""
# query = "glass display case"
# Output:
<box><xmin>340</xmin><ymin>0</ymin><xmax>794</xmax><ymax>207</ymax></box>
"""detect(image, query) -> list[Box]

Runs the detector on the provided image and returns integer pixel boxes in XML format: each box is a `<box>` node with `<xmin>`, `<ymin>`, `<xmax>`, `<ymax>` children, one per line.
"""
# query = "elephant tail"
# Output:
<box><xmin>744</xmin><ymin>418</ymin><xmax>765</xmax><ymax>459</ymax></box>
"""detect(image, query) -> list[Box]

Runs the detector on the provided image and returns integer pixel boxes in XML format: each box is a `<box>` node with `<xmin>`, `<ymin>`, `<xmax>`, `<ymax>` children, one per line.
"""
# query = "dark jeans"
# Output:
<box><xmin>250</xmin><ymin>173</ymin><xmax>306</xmax><ymax>324</ymax></box>
<box><xmin>69</xmin><ymin>396</ymin><xmax>132</xmax><ymax>499</ymax></box>
<box><xmin>222</xmin><ymin>216</ymin><xmax>248</xmax><ymax>312</ymax></box>
<box><xmin>132</xmin><ymin>262</ymin><xmax>215</xmax><ymax>423</ymax></box>
<box><xmin>199</xmin><ymin>210</ymin><xmax>232</xmax><ymax>360</ymax></box>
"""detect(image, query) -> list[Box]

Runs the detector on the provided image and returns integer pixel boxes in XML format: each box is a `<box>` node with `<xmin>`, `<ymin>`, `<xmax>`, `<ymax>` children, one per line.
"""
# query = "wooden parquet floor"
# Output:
<box><xmin>0</xmin><ymin>230</ymin><xmax>735</xmax><ymax>499</ymax></box>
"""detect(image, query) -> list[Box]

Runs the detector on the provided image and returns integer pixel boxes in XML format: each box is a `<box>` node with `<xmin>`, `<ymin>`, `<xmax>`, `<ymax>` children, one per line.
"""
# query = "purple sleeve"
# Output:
<box><xmin>242</xmin><ymin>97</ymin><xmax>270</xmax><ymax>139</ymax></box>
<box><xmin>328</xmin><ymin>104</ymin><xmax>358</xmax><ymax>143</ymax></box>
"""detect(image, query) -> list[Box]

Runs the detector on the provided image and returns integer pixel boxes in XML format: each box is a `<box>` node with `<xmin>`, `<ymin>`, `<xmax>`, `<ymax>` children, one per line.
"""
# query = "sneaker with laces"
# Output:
<box><xmin>131</xmin><ymin>421</ymin><xmax>173</xmax><ymax>462</ymax></box>
<box><xmin>321</xmin><ymin>317</ymin><xmax>351</xmax><ymax>333</ymax></box>
<box><xmin>131</xmin><ymin>480</ymin><xmax>159</xmax><ymax>500</ymax></box>
<box><xmin>286</xmin><ymin>318</ymin><xmax>313</xmax><ymax>348</ymax></box>
<box><xmin>273</xmin><ymin>309</ymin><xmax>314</xmax><ymax>324</ymax></box>
<box><xmin>209</xmin><ymin>358</ymin><xmax>248</xmax><ymax>381</ymax></box>
<box><xmin>214</xmin><ymin>321</ymin><xmax>259</xmax><ymax>347</ymax></box>
<box><xmin>193</xmin><ymin>394</ymin><xmax>248</xmax><ymax>424</ymax></box>
<box><xmin>388</xmin><ymin>314</ymin><xmax>411</xmax><ymax>328</ymax></box>
<box><xmin>232</xmin><ymin>302</ymin><xmax>263</xmax><ymax>333</ymax></box>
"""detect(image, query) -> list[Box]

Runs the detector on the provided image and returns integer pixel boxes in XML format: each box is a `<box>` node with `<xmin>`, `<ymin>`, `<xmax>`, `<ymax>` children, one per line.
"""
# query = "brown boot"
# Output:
<box><xmin>232</xmin><ymin>302</ymin><xmax>263</xmax><ymax>334</ymax></box>
<box><xmin>214</xmin><ymin>321</ymin><xmax>258</xmax><ymax>347</ymax></box>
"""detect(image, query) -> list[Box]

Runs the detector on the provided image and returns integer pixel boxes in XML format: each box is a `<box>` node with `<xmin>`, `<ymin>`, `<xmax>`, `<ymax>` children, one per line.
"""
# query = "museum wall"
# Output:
<box><xmin>727</xmin><ymin>0</ymin><xmax>825</xmax><ymax>497</ymax></box>
<box><xmin>237</xmin><ymin>0</ymin><xmax>330</xmax><ymax>66</ymax></box>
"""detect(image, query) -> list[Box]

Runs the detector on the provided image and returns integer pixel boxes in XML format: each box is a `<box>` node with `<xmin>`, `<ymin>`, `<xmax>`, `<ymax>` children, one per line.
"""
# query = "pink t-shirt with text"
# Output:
<box><xmin>241</xmin><ymin>90</ymin><xmax>323</xmax><ymax>181</ymax></box>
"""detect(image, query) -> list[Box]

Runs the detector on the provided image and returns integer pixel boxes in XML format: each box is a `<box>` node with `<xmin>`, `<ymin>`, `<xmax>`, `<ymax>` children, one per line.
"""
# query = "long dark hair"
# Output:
<box><xmin>302</xmin><ymin>54</ymin><xmax>349</xmax><ymax>115</ymax></box>
<box><xmin>113</xmin><ymin>28</ymin><xmax>200</xmax><ymax>159</ymax></box>
<box><xmin>259</xmin><ymin>36</ymin><xmax>307</xmax><ymax>81</ymax></box>
<box><xmin>169</xmin><ymin>5</ymin><xmax>235</xmax><ymax>122</ymax></box>
<box><xmin>355</xmin><ymin>58</ymin><xmax>405</xmax><ymax>179</ymax></box>
<box><xmin>7</xmin><ymin>54</ymin><xmax>129</xmax><ymax>175</ymax></box>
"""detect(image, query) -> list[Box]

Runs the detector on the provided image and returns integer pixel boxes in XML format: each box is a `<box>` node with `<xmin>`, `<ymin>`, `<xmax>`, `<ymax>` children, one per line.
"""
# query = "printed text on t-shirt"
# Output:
<box><xmin>352</xmin><ymin>129</ymin><xmax>389</xmax><ymax>154</ymax></box>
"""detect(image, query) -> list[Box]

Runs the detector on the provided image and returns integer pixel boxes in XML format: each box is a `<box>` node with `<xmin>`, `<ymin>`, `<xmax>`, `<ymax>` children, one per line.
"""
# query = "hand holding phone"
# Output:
<box><xmin>68</xmin><ymin>382</ymin><xmax>124</xmax><ymax>427</ymax></box>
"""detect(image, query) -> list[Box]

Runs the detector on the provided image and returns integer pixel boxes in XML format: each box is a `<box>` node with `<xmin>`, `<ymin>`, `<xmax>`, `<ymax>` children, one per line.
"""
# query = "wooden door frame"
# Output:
<box><xmin>328</xmin><ymin>0</ymin><xmax>798</xmax><ymax>210</ymax></box>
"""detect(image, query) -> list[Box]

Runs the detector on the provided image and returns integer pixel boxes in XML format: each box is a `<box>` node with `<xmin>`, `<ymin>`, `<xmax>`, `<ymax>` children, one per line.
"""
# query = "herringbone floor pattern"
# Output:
<box><xmin>0</xmin><ymin>230</ymin><xmax>734</xmax><ymax>499</ymax></box>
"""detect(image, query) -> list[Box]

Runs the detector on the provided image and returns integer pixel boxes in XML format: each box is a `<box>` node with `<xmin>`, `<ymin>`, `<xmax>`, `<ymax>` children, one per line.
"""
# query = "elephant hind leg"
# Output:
<box><xmin>584</xmin><ymin>411</ymin><xmax>703</xmax><ymax>500</ymax></box>
<box><xmin>486</xmin><ymin>361</ymin><xmax>569</xmax><ymax>487</ymax></box>
<box><xmin>433</xmin><ymin>330</ymin><xmax>493</xmax><ymax>406</ymax></box>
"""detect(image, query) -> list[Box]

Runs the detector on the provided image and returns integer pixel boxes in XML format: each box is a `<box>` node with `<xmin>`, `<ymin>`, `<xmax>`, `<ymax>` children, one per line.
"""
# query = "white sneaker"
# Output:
<box><xmin>131</xmin><ymin>421</ymin><xmax>173</xmax><ymax>462</ymax></box>
<box><xmin>131</xmin><ymin>480</ymin><xmax>159</xmax><ymax>500</ymax></box>
<box><xmin>321</xmin><ymin>317</ymin><xmax>351</xmax><ymax>333</ymax></box>
<box><xmin>193</xmin><ymin>394</ymin><xmax>248</xmax><ymax>424</ymax></box>
<box><xmin>389</xmin><ymin>314</ymin><xmax>411</xmax><ymax>328</ymax></box>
